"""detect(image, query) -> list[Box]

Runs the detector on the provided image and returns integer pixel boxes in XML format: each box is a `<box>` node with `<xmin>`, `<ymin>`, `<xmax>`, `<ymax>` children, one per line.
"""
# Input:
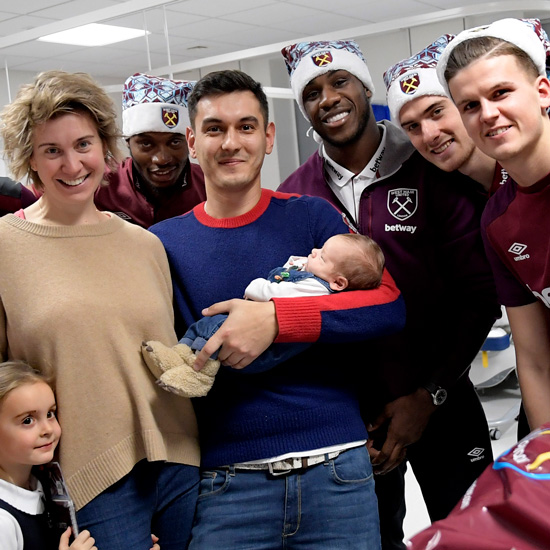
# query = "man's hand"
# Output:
<box><xmin>367</xmin><ymin>388</ymin><xmax>436</xmax><ymax>475</ymax></box>
<box><xmin>194</xmin><ymin>299</ymin><xmax>278</xmax><ymax>370</ymax></box>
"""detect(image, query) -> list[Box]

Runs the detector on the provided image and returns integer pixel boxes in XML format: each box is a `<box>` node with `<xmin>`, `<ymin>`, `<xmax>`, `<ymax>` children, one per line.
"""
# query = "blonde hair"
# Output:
<box><xmin>334</xmin><ymin>233</ymin><xmax>385</xmax><ymax>290</ymax></box>
<box><xmin>0</xmin><ymin>70</ymin><xmax>123</xmax><ymax>190</ymax></box>
<box><xmin>0</xmin><ymin>360</ymin><xmax>53</xmax><ymax>408</ymax></box>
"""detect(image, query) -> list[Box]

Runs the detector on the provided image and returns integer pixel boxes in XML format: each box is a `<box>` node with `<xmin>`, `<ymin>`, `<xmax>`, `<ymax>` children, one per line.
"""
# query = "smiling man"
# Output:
<box><xmin>148</xmin><ymin>69</ymin><xmax>406</xmax><ymax>550</ymax></box>
<box><xmin>385</xmin><ymin>34</ymin><xmax>498</xmax><ymax>192</ymax></box>
<box><xmin>437</xmin><ymin>18</ymin><xmax>550</xmax><ymax>433</ymax></box>
<box><xmin>279</xmin><ymin>40</ymin><xmax>499</xmax><ymax>550</ymax></box>
<box><xmin>95</xmin><ymin>73</ymin><xmax>206</xmax><ymax>228</ymax></box>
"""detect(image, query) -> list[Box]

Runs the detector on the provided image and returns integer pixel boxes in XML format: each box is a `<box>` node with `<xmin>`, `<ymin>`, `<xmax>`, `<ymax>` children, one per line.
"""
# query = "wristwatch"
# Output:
<box><xmin>423</xmin><ymin>382</ymin><xmax>448</xmax><ymax>406</ymax></box>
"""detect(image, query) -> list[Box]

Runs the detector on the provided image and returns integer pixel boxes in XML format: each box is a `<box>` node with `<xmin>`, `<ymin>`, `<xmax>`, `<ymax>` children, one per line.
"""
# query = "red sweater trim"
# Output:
<box><xmin>193</xmin><ymin>188</ymin><xmax>275</xmax><ymax>228</ymax></box>
<box><xmin>274</xmin><ymin>269</ymin><xmax>401</xmax><ymax>342</ymax></box>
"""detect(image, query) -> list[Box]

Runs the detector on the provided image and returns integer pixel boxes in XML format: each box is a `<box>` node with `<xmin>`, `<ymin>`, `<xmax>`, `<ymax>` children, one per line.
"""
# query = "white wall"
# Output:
<box><xmin>0</xmin><ymin>69</ymin><xmax>37</xmax><ymax>178</ymax></box>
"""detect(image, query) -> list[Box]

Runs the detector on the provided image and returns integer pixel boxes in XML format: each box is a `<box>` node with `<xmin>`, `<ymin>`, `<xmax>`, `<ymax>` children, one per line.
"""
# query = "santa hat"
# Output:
<box><xmin>437</xmin><ymin>18</ymin><xmax>549</xmax><ymax>96</ymax></box>
<box><xmin>384</xmin><ymin>34</ymin><xmax>455</xmax><ymax>123</ymax></box>
<box><xmin>122</xmin><ymin>73</ymin><xmax>195</xmax><ymax>137</ymax></box>
<box><xmin>281</xmin><ymin>40</ymin><xmax>375</xmax><ymax>120</ymax></box>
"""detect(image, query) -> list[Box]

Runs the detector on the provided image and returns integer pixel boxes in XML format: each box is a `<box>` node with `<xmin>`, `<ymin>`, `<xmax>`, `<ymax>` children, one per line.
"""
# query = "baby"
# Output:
<box><xmin>142</xmin><ymin>233</ymin><xmax>384</xmax><ymax>397</ymax></box>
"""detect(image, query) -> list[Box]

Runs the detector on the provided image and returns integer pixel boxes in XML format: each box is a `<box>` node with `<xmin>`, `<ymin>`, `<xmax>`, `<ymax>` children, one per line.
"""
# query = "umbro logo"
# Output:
<box><xmin>467</xmin><ymin>447</ymin><xmax>485</xmax><ymax>462</ymax></box>
<box><xmin>508</xmin><ymin>242</ymin><xmax>530</xmax><ymax>262</ymax></box>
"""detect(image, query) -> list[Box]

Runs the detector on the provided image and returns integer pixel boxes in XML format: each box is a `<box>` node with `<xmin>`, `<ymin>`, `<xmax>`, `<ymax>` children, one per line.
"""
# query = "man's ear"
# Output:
<box><xmin>329</xmin><ymin>276</ymin><xmax>349</xmax><ymax>292</ymax></box>
<box><xmin>366</xmin><ymin>88</ymin><xmax>373</xmax><ymax>99</ymax></box>
<box><xmin>536</xmin><ymin>75</ymin><xmax>550</xmax><ymax>112</ymax></box>
<box><xmin>265</xmin><ymin>121</ymin><xmax>276</xmax><ymax>155</ymax></box>
<box><xmin>186</xmin><ymin>126</ymin><xmax>197</xmax><ymax>159</ymax></box>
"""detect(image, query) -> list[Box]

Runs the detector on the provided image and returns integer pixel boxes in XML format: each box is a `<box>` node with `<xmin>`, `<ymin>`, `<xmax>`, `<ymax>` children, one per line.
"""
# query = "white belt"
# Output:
<box><xmin>228</xmin><ymin>450</ymin><xmax>343</xmax><ymax>476</ymax></box>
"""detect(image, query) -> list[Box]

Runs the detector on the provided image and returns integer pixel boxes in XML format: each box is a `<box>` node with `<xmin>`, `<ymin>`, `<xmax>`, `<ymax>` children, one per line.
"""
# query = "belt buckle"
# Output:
<box><xmin>268</xmin><ymin>461</ymin><xmax>292</xmax><ymax>476</ymax></box>
<box><xmin>267</xmin><ymin>455</ymin><xmax>316</xmax><ymax>476</ymax></box>
<box><xmin>267</xmin><ymin>451</ymin><xmax>341</xmax><ymax>476</ymax></box>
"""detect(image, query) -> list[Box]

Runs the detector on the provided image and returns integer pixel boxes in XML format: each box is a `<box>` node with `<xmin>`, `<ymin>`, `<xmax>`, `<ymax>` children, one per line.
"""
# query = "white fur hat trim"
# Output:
<box><xmin>122</xmin><ymin>102</ymin><xmax>190</xmax><ymax>137</ymax></box>
<box><xmin>386</xmin><ymin>68</ymin><xmax>447</xmax><ymax>123</ymax></box>
<box><xmin>289</xmin><ymin>46</ymin><xmax>374</xmax><ymax>120</ymax></box>
<box><xmin>437</xmin><ymin>18</ymin><xmax>547</xmax><ymax>96</ymax></box>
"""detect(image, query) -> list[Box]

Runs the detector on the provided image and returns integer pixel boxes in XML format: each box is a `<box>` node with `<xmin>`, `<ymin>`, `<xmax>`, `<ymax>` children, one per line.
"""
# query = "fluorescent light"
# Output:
<box><xmin>38</xmin><ymin>23</ymin><xmax>149</xmax><ymax>47</ymax></box>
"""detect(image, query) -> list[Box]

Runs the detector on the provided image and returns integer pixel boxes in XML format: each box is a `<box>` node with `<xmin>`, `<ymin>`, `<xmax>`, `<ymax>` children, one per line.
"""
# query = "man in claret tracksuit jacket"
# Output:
<box><xmin>279</xmin><ymin>39</ymin><xmax>499</xmax><ymax>550</ymax></box>
<box><xmin>95</xmin><ymin>73</ymin><xmax>206</xmax><ymax>228</ymax></box>
<box><xmin>0</xmin><ymin>177</ymin><xmax>37</xmax><ymax>217</ymax></box>
<box><xmin>150</xmin><ymin>69</ymin><xmax>405</xmax><ymax>550</ymax></box>
<box><xmin>437</xmin><ymin>18</ymin><xmax>550</xmax><ymax>437</ymax></box>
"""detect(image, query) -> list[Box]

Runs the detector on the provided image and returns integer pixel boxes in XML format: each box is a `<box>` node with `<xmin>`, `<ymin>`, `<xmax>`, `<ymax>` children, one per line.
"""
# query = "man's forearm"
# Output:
<box><xmin>274</xmin><ymin>268</ymin><xmax>405</xmax><ymax>343</ymax></box>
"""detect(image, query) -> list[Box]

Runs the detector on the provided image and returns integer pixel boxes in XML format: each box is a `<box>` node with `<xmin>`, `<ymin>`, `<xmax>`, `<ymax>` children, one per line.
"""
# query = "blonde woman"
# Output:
<box><xmin>0</xmin><ymin>71</ymin><xmax>199</xmax><ymax>550</ymax></box>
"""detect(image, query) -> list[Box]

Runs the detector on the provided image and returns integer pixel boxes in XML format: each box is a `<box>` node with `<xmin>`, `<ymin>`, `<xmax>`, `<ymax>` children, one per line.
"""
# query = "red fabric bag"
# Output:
<box><xmin>407</xmin><ymin>423</ymin><xmax>550</xmax><ymax>549</ymax></box>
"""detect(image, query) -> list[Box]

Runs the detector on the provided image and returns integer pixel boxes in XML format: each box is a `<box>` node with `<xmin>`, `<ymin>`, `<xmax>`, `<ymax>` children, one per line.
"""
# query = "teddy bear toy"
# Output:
<box><xmin>141</xmin><ymin>341</ymin><xmax>220</xmax><ymax>398</ymax></box>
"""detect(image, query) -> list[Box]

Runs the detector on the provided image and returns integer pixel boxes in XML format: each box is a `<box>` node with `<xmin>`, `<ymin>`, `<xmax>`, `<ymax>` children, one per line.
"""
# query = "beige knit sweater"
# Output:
<box><xmin>0</xmin><ymin>214</ymin><xmax>199</xmax><ymax>510</ymax></box>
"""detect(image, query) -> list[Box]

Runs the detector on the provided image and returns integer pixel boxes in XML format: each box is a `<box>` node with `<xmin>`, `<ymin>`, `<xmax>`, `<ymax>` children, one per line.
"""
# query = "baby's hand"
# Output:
<box><xmin>151</xmin><ymin>533</ymin><xmax>160</xmax><ymax>550</ymax></box>
<box><xmin>59</xmin><ymin>527</ymin><xmax>97</xmax><ymax>550</ymax></box>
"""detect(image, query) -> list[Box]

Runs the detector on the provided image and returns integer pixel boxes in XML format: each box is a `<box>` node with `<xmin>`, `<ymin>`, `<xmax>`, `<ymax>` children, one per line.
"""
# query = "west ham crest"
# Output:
<box><xmin>400</xmin><ymin>73</ymin><xmax>420</xmax><ymax>95</ymax></box>
<box><xmin>388</xmin><ymin>189</ymin><xmax>418</xmax><ymax>220</ymax></box>
<box><xmin>311</xmin><ymin>51</ymin><xmax>333</xmax><ymax>67</ymax></box>
<box><xmin>162</xmin><ymin>107</ymin><xmax>179</xmax><ymax>128</ymax></box>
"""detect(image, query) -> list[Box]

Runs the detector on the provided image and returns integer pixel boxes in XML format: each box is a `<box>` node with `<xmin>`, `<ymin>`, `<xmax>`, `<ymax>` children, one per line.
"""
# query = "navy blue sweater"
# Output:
<box><xmin>151</xmin><ymin>189</ymin><xmax>405</xmax><ymax>468</ymax></box>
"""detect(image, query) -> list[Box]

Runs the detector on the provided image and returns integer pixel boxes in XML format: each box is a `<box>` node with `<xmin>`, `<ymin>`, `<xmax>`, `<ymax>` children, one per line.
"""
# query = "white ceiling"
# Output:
<box><xmin>0</xmin><ymin>0</ymin><xmax>549</xmax><ymax>83</ymax></box>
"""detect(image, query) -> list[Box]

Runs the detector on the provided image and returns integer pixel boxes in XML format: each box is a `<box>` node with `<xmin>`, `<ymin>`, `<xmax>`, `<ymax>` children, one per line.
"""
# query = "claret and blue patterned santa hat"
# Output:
<box><xmin>122</xmin><ymin>73</ymin><xmax>195</xmax><ymax>137</ymax></box>
<box><xmin>436</xmin><ymin>18</ymin><xmax>550</xmax><ymax>96</ymax></box>
<box><xmin>384</xmin><ymin>34</ymin><xmax>454</xmax><ymax>123</ymax></box>
<box><xmin>281</xmin><ymin>39</ymin><xmax>375</xmax><ymax>120</ymax></box>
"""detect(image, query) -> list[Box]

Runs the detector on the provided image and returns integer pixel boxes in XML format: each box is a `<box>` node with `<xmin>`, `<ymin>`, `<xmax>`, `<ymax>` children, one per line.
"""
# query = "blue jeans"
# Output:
<box><xmin>182</xmin><ymin>314</ymin><xmax>310</xmax><ymax>373</ymax></box>
<box><xmin>76</xmin><ymin>460</ymin><xmax>199</xmax><ymax>550</ymax></box>
<box><xmin>188</xmin><ymin>446</ymin><xmax>381</xmax><ymax>549</ymax></box>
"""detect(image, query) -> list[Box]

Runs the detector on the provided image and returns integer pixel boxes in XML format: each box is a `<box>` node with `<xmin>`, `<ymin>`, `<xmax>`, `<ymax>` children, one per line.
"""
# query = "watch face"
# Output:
<box><xmin>434</xmin><ymin>388</ymin><xmax>447</xmax><ymax>406</ymax></box>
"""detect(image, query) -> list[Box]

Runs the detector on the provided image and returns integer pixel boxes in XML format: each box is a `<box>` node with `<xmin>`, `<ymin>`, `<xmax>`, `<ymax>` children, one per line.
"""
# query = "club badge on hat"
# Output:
<box><xmin>400</xmin><ymin>75</ymin><xmax>420</xmax><ymax>95</ymax></box>
<box><xmin>281</xmin><ymin>39</ymin><xmax>375</xmax><ymax>121</ymax></box>
<box><xmin>161</xmin><ymin>108</ymin><xmax>177</xmax><ymax>128</ymax></box>
<box><xmin>311</xmin><ymin>50</ymin><xmax>334</xmax><ymax>68</ymax></box>
<box><xmin>122</xmin><ymin>73</ymin><xmax>195</xmax><ymax>137</ymax></box>
<box><xmin>384</xmin><ymin>34</ymin><xmax>454</xmax><ymax>123</ymax></box>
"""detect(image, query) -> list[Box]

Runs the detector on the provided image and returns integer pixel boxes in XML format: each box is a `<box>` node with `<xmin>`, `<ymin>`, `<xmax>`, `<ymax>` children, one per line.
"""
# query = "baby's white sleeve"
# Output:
<box><xmin>245</xmin><ymin>278</ymin><xmax>329</xmax><ymax>301</ymax></box>
<box><xmin>244</xmin><ymin>278</ymin><xmax>276</xmax><ymax>301</ymax></box>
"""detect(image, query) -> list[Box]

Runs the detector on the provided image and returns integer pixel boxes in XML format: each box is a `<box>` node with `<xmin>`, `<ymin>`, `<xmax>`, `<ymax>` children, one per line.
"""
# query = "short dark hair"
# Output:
<box><xmin>187</xmin><ymin>70</ymin><xmax>269</xmax><ymax>129</ymax></box>
<box><xmin>444</xmin><ymin>36</ymin><xmax>540</xmax><ymax>84</ymax></box>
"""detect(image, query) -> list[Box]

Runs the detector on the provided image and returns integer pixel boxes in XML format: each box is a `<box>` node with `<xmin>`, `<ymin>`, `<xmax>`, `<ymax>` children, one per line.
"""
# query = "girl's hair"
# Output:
<box><xmin>0</xmin><ymin>360</ymin><xmax>52</xmax><ymax>406</ymax></box>
<box><xmin>444</xmin><ymin>36</ymin><xmax>540</xmax><ymax>84</ymax></box>
<box><xmin>0</xmin><ymin>70</ymin><xmax>124</xmax><ymax>190</ymax></box>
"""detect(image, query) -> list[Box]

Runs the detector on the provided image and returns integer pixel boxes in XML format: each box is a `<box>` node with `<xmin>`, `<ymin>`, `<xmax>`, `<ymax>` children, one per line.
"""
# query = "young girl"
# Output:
<box><xmin>0</xmin><ymin>360</ymin><xmax>96</xmax><ymax>549</ymax></box>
